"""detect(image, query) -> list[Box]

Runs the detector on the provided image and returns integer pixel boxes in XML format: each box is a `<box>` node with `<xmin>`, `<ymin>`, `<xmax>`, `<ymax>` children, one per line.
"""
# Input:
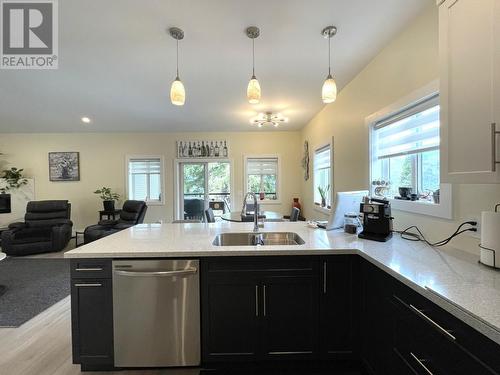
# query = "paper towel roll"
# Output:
<box><xmin>480</xmin><ymin>211</ymin><xmax>500</xmax><ymax>268</ymax></box>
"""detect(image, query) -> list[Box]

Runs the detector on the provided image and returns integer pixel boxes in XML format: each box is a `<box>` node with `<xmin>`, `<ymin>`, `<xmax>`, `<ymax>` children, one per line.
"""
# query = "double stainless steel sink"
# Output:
<box><xmin>212</xmin><ymin>232</ymin><xmax>305</xmax><ymax>246</ymax></box>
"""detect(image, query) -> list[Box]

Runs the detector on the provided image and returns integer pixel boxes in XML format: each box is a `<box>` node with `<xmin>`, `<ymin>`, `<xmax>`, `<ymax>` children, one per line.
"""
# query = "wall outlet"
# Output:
<box><xmin>464</xmin><ymin>216</ymin><xmax>481</xmax><ymax>239</ymax></box>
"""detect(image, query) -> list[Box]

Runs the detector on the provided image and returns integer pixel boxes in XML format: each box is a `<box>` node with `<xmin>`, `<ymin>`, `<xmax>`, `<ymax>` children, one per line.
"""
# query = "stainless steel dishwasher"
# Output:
<box><xmin>112</xmin><ymin>259</ymin><xmax>200</xmax><ymax>367</ymax></box>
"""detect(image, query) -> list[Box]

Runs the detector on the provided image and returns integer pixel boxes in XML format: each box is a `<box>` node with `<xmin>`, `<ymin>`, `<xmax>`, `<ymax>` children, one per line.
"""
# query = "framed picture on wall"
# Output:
<box><xmin>48</xmin><ymin>152</ymin><xmax>80</xmax><ymax>181</ymax></box>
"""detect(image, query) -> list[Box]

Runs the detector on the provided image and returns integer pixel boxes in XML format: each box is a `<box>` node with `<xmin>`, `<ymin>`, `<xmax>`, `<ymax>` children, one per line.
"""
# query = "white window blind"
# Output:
<box><xmin>373</xmin><ymin>94</ymin><xmax>439</xmax><ymax>160</ymax></box>
<box><xmin>128</xmin><ymin>158</ymin><xmax>162</xmax><ymax>202</ymax></box>
<box><xmin>246</xmin><ymin>158</ymin><xmax>278</xmax><ymax>175</ymax></box>
<box><xmin>314</xmin><ymin>146</ymin><xmax>331</xmax><ymax>170</ymax></box>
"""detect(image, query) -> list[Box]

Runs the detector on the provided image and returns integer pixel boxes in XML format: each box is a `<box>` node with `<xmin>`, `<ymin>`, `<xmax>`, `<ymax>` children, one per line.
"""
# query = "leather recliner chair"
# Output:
<box><xmin>1</xmin><ymin>200</ymin><xmax>73</xmax><ymax>256</ymax></box>
<box><xmin>84</xmin><ymin>200</ymin><xmax>147</xmax><ymax>244</ymax></box>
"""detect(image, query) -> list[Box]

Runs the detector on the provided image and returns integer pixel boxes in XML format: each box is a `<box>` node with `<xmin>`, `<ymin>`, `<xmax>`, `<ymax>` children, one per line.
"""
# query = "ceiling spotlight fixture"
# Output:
<box><xmin>250</xmin><ymin>112</ymin><xmax>288</xmax><ymax>128</ymax></box>
<box><xmin>81</xmin><ymin>117</ymin><xmax>91</xmax><ymax>124</ymax></box>
<box><xmin>321</xmin><ymin>26</ymin><xmax>338</xmax><ymax>104</ymax></box>
<box><xmin>246</xmin><ymin>26</ymin><xmax>261</xmax><ymax>104</ymax></box>
<box><xmin>169</xmin><ymin>27</ymin><xmax>186</xmax><ymax>106</ymax></box>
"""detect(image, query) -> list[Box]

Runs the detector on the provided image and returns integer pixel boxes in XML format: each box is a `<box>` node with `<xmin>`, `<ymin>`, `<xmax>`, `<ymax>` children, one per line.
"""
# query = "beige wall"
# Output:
<box><xmin>0</xmin><ymin>132</ymin><xmax>301</xmax><ymax>229</ymax></box>
<box><xmin>300</xmin><ymin>3</ymin><xmax>500</xmax><ymax>256</ymax></box>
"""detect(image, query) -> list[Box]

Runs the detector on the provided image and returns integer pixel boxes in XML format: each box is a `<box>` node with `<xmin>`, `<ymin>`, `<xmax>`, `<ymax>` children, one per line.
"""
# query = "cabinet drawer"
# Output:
<box><xmin>70</xmin><ymin>259</ymin><xmax>112</xmax><ymax>279</ymax></box>
<box><xmin>393</xmin><ymin>293</ymin><xmax>498</xmax><ymax>375</ymax></box>
<box><xmin>204</xmin><ymin>257</ymin><xmax>316</xmax><ymax>275</ymax></box>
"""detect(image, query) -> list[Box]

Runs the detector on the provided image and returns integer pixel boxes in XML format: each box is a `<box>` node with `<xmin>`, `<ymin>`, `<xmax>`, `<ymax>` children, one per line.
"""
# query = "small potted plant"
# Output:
<box><xmin>318</xmin><ymin>184</ymin><xmax>330</xmax><ymax>208</ymax></box>
<box><xmin>94</xmin><ymin>187</ymin><xmax>120</xmax><ymax>211</ymax></box>
<box><xmin>0</xmin><ymin>167</ymin><xmax>28</xmax><ymax>193</ymax></box>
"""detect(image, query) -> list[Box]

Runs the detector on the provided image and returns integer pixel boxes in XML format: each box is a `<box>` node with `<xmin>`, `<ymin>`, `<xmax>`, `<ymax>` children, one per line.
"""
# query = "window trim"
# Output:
<box><xmin>125</xmin><ymin>155</ymin><xmax>165</xmax><ymax>206</ymax></box>
<box><xmin>366</xmin><ymin>80</ymin><xmax>452</xmax><ymax>219</ymax></box>
<box><xmin>243</xmin><ymin>154</ymin><xmax>281</xmax><ymax>205</ymax></box>
<box><xmin>313</xmin><ymin>142</ymin><xmax>333</xmax><ymax>214</ymax></box>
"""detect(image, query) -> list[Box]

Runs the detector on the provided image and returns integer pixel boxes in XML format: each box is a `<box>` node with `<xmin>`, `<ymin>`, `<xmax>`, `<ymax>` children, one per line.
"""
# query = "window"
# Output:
<box><xmin>245</xmin><ymin>157</ymin><xmax>279</xmax><ymax>201</ymax></box>
<box><xmin>127</xmin><ymin>156</ymin><xmax>164</xmax><ymax>204</ymax></box>
<box><xmin>371</xmin><ymin>94</ymin><xmax>440</xmax><ymax>201</ymax></box>
<box><xmin>313</xmin><ymin>145</ymin><xmax>332</xmax><ymax>209</ymax></box>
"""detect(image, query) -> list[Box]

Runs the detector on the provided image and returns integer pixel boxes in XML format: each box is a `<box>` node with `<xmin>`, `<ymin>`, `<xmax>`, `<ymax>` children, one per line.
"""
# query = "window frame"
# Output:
<box><xmin>313</xmin><ymin>143</ymin><xmax>333</xmax><ymax>214</ymax></box>
<box><xmin>243</xmin><ymin>155</ymin><xmax>281</xmax><ymax>204</ymax></box>
<box><xmin>125</xmin><ymin>155</ymin><xmax>165</xmax><ymax>206</ymax></box>
<box><xmin>366</xmin><ymin>80</ymin><xmax>452</xmax><ymax>219</ymax></box>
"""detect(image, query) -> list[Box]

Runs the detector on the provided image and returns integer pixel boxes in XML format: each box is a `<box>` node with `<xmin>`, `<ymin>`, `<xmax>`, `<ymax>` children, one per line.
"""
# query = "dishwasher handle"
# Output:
<box><xmin>114</xmin><ymin>267</ymin><xmax>198</xmax><ymax>278</ymax></box>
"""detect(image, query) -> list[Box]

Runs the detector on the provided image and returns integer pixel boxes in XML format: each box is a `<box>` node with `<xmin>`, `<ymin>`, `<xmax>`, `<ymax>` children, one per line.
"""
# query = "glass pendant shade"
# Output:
<box><xmin>247</xmin><ymin>75</ymin><xmax>261</xmax><ymax>104</ymax></box>
<box><xmin>170</xmin><ymin>77</ymin><xmax>186</xmax><ymax>106</ymax></box>
<box><xmin>322</xmin><ymin>74</ymin><xmax>337</xmax><ymax>104</ymax></box>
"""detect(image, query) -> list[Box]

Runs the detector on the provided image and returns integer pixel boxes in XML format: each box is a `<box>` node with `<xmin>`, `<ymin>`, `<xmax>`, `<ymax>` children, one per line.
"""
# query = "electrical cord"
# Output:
<box><xmin>395</xmin><ymin>221</ymin><xmax>477</xmax><ymax>247</ymax></box>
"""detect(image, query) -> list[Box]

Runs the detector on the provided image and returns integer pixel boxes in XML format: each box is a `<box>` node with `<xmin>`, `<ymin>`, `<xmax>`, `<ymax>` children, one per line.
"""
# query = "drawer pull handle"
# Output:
<box><xmin>492</xmin><ymin>123</ymin><xmax>500</xmax><ymax>172</ymax></box>
<box><xmin>410</xmin><ymin>352</ymin><xmax>434</xmax><ymax>375</ymax></box>
<box><xmin>409</xmin><ymin>304</ymin><xmax>456</xmax><ymax>341</ymax></box>
<box><xmin>74</xmin><ymin>283</ymin><xmax>102</xmax><ymax>287</ymax></box>
<box><xmin>323</xmin><ymin>261</ymin><xmax>327</xmax><ymax>294</ymax></box>
<box><xmin>263</xmin><ymin>285</ymin><xmax>267</xmax><ymax>317</ymax></box>
<box><xmin>75</xmin><ymin>267</ymin><xmax>103</xmax><ymax>271</ymax></box>
<box><xmin>255</xmin><ymin>285</ymin><xmax>259</xmax><ymax>317</ymax></box>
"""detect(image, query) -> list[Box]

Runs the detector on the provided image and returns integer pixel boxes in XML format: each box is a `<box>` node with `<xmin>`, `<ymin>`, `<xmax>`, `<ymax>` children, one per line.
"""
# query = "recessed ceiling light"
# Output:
<box><xmin>81</xmin><ymin>117</ymin><xmax>91</xmax><ymax>124</ymax></box>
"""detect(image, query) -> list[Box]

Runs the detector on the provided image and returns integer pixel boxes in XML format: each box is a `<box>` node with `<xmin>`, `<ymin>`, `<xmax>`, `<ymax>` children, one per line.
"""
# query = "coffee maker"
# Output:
<box><xmin>358</xmin><ymin>198</ymin><xmax>393</xmax><ymax>242</ymax></box>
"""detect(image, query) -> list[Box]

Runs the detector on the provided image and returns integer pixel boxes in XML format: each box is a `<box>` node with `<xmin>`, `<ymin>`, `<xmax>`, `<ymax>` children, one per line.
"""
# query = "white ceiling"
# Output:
<box><xmin>0</xmin><ymin>0</ymin><xmax>430</xmax><ymax>133</ymax></box>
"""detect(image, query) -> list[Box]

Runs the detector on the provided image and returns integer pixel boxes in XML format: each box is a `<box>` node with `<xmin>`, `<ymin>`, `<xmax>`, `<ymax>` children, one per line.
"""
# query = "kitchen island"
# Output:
<box><xmin>65</xmin><ymin>222</ymin><xmax>500</xmax><ymax>374</ymax></box>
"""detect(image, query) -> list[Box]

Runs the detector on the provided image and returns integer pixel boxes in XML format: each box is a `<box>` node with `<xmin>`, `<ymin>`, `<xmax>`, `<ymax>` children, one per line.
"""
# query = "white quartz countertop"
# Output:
<box><xmin>65</xmin><ymin>222</ymin><xmax>500</xmax><ymax>346</ymax></box>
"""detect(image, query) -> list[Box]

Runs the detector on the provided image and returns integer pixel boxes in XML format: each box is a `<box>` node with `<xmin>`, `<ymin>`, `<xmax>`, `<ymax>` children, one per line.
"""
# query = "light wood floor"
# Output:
<box><xmin>0</xmin><ymin>297</ymin><xmax>201</xmax><ymax>375</ymax></box>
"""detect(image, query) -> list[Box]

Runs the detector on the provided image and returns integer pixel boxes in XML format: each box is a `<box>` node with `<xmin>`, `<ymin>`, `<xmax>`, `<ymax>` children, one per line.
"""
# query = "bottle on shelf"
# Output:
<box><xmin>210</xmin><ymin>141</ymin><xmax>214</xmax><ymax>157</ymax></box>
<box><xmin>201</xmin><ymin>141</ymin><xmax>206</xmax><ymax>157</ymax></box>
<box><xmin>214</xmin><ymin>141</ymin><xmax>220</xmax><ymax>157</ymax></box>
<box><xmin>223</xmin><ymin>141</ymin><xmax>228</xmax><ymax>157</ymax></box>
<box><xmin>188</xmin><ymin>142</ymin><xmax>193</xmax><ymax>157</ymax></box>
<box><xmin>205</xmin><ymin>142</ymin><xmax>210</xmax><ymax>157</ymax></box>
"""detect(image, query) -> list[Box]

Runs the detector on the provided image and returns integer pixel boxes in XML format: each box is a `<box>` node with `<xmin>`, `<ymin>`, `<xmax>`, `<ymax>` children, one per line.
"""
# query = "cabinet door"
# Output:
<box><xmin>360</xmin><ymin>261</ymin><xmax>395</xmax><ymax>374</ymax></box>
<box><xmin>71</xmin><ymin>279</ymin><xmax>113</xmax><ymax>367</ymax></box>
<box><xmin>260</xmin><ymin>274</ymin><xmax>319</xmax><ymax>359</ymax></box>
<box><xmin>201</xmin><ymin>275</ymin><xmax>260</xmax><ymax>362</ymax></box>
<box><xmin>440</xmin><ymin>0</ymin><xmax>500</xmax><ymax>183</ymax></box>
<box><xmin>320</xmin><ymin>256</ymin><xmax>356</xmax><ymax>359</ymax></box>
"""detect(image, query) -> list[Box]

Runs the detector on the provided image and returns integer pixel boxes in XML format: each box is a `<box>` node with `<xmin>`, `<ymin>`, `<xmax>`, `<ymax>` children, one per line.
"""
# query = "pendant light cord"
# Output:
<box><xmin>176</xmin><ymin>39</ymin><xmax>179</xmax><ymax>78</ymax></box>
<box><xmin>252</xmin><ymin>38</ymin><xmax>255</xmax><ymax>76</ymax></box>
<box><xmin>328</xmin><ymin>35</ymin><xmax>331</xmax><ymax>76</ymax></box>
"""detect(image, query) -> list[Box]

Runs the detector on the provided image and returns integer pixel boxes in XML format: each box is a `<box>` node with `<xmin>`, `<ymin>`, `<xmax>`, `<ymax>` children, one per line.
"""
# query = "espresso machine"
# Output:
<box><xmin>358</xmin><ymin>198</ymin><xmax>393</xmax><ymax>242</ymax></box>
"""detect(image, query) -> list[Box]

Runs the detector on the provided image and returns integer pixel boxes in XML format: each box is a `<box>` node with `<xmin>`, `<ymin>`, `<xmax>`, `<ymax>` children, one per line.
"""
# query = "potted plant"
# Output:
<box><xmin>0</xmin><ymin>167</ymin><xmax>28</xmax><ymax>194</ymax></box>
<box><xmin>318</xmin><ymin>184</ymin><xmax>330</xmax><ymax>208</ymax></box>
<box><xmin>94</xmin><ymin>187</ymin><xmax>120</xmax><ymax>211</ymax></box>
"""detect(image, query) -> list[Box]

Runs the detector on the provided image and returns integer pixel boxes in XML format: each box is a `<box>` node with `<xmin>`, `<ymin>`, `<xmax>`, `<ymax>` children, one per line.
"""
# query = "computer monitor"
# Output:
<box><xmin>325</xmin><ymin>190</ymin><xmax>368</xmax><ymax>230</ymax></box>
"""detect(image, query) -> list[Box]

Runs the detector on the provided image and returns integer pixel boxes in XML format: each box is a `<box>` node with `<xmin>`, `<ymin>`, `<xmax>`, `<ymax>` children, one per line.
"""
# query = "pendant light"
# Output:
<box><xmin>246</xmin><ymin>26</ymin><xmax>261</xmax><ymax>104</ymax></box>
<box><xmin>321</xmin><ymin>26</ymin><xmax>338</xmax><ymax>104</ymax></box>
<box><xmin>169</xmin><ymin>27</ymin><xmax>186</xmax><ymax>106</ymax></box>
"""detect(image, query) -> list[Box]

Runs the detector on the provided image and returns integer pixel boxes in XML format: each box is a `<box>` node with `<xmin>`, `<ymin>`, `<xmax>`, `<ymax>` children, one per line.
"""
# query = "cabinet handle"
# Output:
<box><xmin>409</xmin><ymin>304</ymin><xmax>456</xmax><ymax>341</ymax></box>
<box><xmin>263</xmin><ymin>285</ymin><xmax>267</xmax><ymax>317</ymax></box>
<box><xmin>74</xmin><ymin>283</ymin><xmax>102</xmax><ymax>287</ymax></box>
<box><xmin>491</xmin><ymin>123</ymin><xmax>499</xmax><ymax>172</ymax></box>
<box><xmin>410</xmin><ymin>352</ymin><xmax>434</xmax><ymax>375</ymax></box>
<box><xmin>323</xmin><ymin>261</ymin><xmax>327</xmax><ymax>294</ymax></box>
<box><xmin>255</xmin><ymin>285</ymin><xmax>259</xmax><ymax>317</ymax></box>
<box><xmin>75</xmin><ymin>267</ymin><xmax>103</xmax><ymax>272</ymax></box>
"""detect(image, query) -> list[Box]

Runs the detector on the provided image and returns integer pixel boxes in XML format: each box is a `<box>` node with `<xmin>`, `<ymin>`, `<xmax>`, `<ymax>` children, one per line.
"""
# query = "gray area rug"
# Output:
<box><xmin>0</xmin><ymin>258</ymin><xmax>70</xmax><ymax>327</ymax></box>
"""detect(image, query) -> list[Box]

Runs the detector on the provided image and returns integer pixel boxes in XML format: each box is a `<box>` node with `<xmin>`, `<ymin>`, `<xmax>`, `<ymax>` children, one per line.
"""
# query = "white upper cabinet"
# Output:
<box><xmin>439</xmin><ymin>0</ymin><xmax>500</xmax><ymax>183</ymax></box>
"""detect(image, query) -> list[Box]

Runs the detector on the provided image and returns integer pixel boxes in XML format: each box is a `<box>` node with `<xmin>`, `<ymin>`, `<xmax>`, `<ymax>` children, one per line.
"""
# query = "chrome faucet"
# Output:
<box><xmin>242</xmin><ymin>192</ymin><xmax>261</xmax><ymax>232</ymax></box>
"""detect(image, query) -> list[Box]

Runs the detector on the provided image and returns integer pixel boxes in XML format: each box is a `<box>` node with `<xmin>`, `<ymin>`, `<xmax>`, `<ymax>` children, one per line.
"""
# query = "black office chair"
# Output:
<box><xmin>205</xmin><ymin>208</ymin><xmax>215</xmax><ymax>223</ymax></box>
<box><xmin>1</xmin><ymin>200</ymin><xmax>73</xmax><ymax>256</ymax></box>
<box><xmin>84</xmin><ymin>200</ymin><xmax>147</xmax><ymax>244</ymax></box>
<box><xmin>184</xmin><ymin>199</ymin><xmax>205</xmax><ymax>221</ymax></box>
<box><xmin>283</xmin><ymin>207</ymin><xmax>301</xmax><ymax>222</ymax></box>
